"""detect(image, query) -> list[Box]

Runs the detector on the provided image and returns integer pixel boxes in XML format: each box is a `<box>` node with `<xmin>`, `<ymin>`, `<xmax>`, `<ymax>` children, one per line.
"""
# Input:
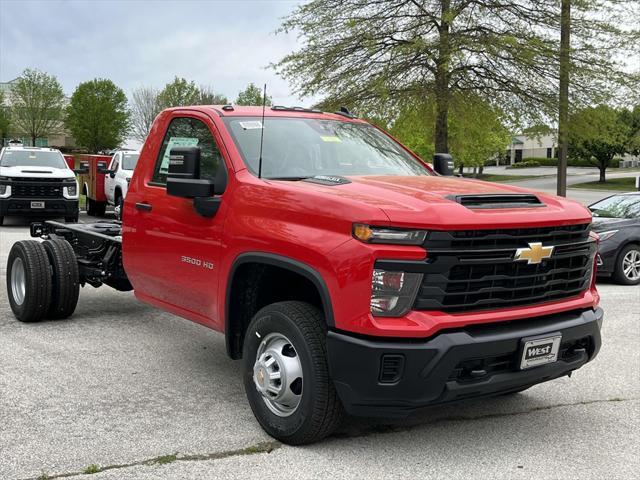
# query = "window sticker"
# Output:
<box><xmin>239</xmin><ymin>121</ymin><xmax>263</xmax><ymax>130</ymax></box>
<box><xmin>321</xmin><ymin>136</ymin><xmax>341</xmax><ymax>143</ymax></box>
<box><xmin>159</xmin><ymin>137</ymin><xmax>199</xmax><ymax>174</ymax></box>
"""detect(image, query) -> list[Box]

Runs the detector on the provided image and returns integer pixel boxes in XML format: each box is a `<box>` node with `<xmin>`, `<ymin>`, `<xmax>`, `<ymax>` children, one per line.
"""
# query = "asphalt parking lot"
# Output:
<box><xmin>1</xmin><ymin>215</ymin><xmax>639</xmax><ymax>480</ymax></box>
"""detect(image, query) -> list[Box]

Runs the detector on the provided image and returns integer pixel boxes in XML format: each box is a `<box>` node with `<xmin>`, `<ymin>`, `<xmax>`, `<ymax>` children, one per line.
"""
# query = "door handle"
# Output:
<box><xmin>135</xmin><ymin>202</ymin><xmax>152</xmax><ymax>212</ymax></box>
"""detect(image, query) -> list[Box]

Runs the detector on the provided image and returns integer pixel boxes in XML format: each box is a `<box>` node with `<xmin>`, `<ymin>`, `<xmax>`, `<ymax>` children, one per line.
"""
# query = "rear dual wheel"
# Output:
<box><xmin>6</xmin><ymin>239</ymin><xmax>79</xmax><ymax>322</ymax></box>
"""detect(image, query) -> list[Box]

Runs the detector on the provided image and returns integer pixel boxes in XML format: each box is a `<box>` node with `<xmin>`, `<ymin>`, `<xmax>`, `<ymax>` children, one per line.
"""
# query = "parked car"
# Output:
<box><xmin>7</xmin><ymin>105</ymin><xmax>602</xmax><ymax>444</ymax></box>
<box><xmin>590</xmin><ymin>192</ymin><xmax>640</xmax><ymax>285</ymax></box>
<box><xmin>0</xmin><ymin>146</ymin><xmax>79</xmax><ymax>225</ymax></box>
<box><xmin>104</xmin><ymin>150</ymin><xmax>140</xmax><ymax>220</ymax></box>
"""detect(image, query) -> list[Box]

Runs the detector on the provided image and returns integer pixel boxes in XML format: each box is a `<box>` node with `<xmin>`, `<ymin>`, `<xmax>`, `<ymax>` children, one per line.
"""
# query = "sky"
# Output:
<box><xmin>0</xmin><ymin>0</ymin><xmax>310</xmax><ymax>107</ymax></box>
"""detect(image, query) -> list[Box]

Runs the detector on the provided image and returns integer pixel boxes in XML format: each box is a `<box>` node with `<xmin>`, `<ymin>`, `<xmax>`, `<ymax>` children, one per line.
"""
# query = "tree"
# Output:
<box><xmin>66</xmin><ymin>79</ymin><xmax>130</xmax><ymax>153</ymax></box>
<box><xmin>0</xmin><ymin>91</ymin><xmax>10</xmax><ymax>142</ymax></box>
<box><xmin>620</xmin><ymin>105</ymin><xmax>640</xmax><ymax>157</ymax></box>
<box><xmin>235</xmin><ymin>83</ymin><xmax>272</xmax><ymax>106</ymax></box>
<box><xmin>388</xmin><ymin>94</ymin><xmax>510</xmax><ymax>175</ymax></box>
<box><xmin>557</xmin><ymin>0</ymin><xmax>571</xmax><ymax>196</ymax></box>
<box><xmin>157</xmin><ymin>77</ymin><xmax>200</xmax><ymax>109</ymax></box>
<box><xmin>198</xmin><ymin>85</ymin><xmax>228</xmax><ymax>105</ymax></box>
<box><xmin>275</xmin><ymin>1</ymin><xmax>639</xmax><ymax>156</ymax></box>
<box><xmin>568</xmin><ymin>106</ymin><xmax>628</xmax><ymax>183</ymax></box>
<box><xmin>9</xmin><ymin>68</ymin><xmax>65</xmax><ymax>146</ymax></box>
<box><xmin>130</xmin><ymin>86</ymin><xmax>161</xmax><ymax>143</ymax></box>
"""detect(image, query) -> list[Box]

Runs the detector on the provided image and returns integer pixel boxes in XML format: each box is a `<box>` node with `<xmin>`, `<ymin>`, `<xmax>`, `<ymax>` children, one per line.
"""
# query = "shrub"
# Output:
<box><xmin>510</xmin><ymin>160</ymin><xmax>541</xmax><ymax>168</ymax></box>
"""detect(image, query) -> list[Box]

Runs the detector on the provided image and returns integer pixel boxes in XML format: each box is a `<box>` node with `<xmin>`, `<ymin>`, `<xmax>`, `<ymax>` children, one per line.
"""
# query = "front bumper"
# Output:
<box><xmin>0</xmin><ymin>197</ymin><xmax>79</xmax><ymax>217</ymax></box>
<box><xmin>327</xmin><ymin>307</ymin><xmax>603</xmax><ymax>417</ymax></box>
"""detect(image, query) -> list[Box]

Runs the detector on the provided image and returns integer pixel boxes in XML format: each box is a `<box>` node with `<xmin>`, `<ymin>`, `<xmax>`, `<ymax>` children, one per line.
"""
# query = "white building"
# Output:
<box><xmin>507</xmin><ymin>134</ymin><xmax>556</xmax><ymax>165</ymax></box>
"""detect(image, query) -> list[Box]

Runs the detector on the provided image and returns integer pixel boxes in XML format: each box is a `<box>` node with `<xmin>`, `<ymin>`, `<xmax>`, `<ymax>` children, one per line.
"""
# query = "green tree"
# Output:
<box><xmin>620</xmin><ymin>105</ymin><xmax>640</xmax><ymax>157</ymax></box>
<box><xmin>157</xmin><ymin>77</ymin><xmax>200</xmax><ymax>109</ymax></box>
<box><xmin>275</xmin><ymin>1</ymin><xmax>639</xmax><ymax>156</ymax></box>
<box><xmin>388</xmin><ymin>94</ymin><xmax>510</xmax><ymax>174</ymax></box>
<box><xmin>568</xmin><ymin>105</ymin><xmax>628</xmax><ymax>183</ymax></box>
<box><xmin>9</xmin><ymin>68</ymin><xmax>65</xmax><ymax>146</ymax></box>
<box><xmin>235</xmin><ymin>83</ymin><xmax>272</xmax><ymax>106</ymax></box>
<box><xmin>198</xmin><ymin>85</ymin><xmax>228</xmax><ymax>105</ymax></box>
<box><xmin>66</xmin><ymin>79</ymin><xmax>130</xmax><ymax>153</ymax></box>
<box><xmin>0</xmin><ymin>91</ymin><xmax>11</xmax><ymax>142</ymax></box>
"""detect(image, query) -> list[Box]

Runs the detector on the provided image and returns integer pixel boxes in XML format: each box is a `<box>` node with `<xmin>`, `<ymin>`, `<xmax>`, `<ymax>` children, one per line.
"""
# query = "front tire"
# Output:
<box><xmin>43</xmin><ymin>239</ymin><xmax>80</xmax><ymax>319</ymax></box>
<box><xmin>6</xmin><ymin>241</ymin><xmax>52</xmax><ymax>322</ymax></box>
<box><xmin>613</xmin><ymin>244</ymin><xmax>640</xmax><ymax>285</ymax></box>
<box><xmin>243</xmin><ymin>301</ymin><xmax>343</xmax><ymax>445</ymax></box>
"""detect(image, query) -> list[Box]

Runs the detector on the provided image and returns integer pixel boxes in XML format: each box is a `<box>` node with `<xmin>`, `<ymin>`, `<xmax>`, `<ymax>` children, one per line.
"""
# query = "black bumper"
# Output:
<box><xmin>0</xmin><ymin>198</ymin><xmax>78</xmax><ymax>217</ymax></box>
<box><xmin>327</xmin><ymin>308</ymin><xmax>603</xmax><ymax>417</ymax></box>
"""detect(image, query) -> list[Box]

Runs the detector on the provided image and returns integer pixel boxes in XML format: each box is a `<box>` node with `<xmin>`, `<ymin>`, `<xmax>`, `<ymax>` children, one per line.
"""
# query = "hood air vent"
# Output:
<box><xmin>449</xmin><ymin>194</ymin><xmax>544</xmax><ymax>209</ymax></box>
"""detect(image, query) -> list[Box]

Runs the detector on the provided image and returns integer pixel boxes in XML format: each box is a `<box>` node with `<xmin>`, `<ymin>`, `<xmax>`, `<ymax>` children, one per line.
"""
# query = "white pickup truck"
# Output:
<box><xmin>103</xmin><ymin>150</ymin><xmax>140</xmax><ymax>220</ymax></box>
<box><xmin>0</xmin><ymin>146</ymin><xmax>79</xmax><ymax>225</ymax></box>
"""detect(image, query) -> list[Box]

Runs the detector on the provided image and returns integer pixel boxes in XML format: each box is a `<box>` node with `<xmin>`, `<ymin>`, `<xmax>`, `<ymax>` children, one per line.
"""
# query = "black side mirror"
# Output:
<box><xmin>433</xmin><ymin>153</ymin><xmax>455</xmax><ymax>176</ymax></box>
<box><xmin>109</xmin><ymin>171</ymin><xmax>116</xmax><ymax>178</ymax></box>
<box><xmin>166</xmin><ymin>147</ymin><xmax>226</xmax><ymax>217</ymax></box>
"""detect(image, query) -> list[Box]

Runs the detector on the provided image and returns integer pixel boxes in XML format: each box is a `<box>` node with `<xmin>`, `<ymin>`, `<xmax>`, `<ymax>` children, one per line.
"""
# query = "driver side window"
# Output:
<box><xmin>152</xmin><ymin>117</ymin><xmax>222</xmax><ymax>185</ymax></box>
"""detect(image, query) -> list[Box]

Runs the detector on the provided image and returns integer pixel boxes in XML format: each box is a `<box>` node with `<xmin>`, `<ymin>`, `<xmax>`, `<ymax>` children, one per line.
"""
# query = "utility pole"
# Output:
<box><xmin>557</xmin><ymin>0</ymin><xmax>570</xmax><ymax>197</ymax></box>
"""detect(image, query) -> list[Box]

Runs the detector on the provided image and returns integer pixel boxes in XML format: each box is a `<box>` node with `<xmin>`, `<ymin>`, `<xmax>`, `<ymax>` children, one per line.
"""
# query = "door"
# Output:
<box><xmin>104</xmin><ymin>153</ymin><xmax>119</xmax><ymax>203</ymax></box>
<box><xmin>124</xmin><ymin>113</ymin><xmax>228</xmax><ymax>329</ymax></box>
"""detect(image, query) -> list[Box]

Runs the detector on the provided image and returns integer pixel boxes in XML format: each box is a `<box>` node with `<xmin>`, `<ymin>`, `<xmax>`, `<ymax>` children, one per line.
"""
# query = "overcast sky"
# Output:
<box><xmin>0</xmin><ymin>0</ymin><xmax>309</xmax><ymax>106</ymax></box>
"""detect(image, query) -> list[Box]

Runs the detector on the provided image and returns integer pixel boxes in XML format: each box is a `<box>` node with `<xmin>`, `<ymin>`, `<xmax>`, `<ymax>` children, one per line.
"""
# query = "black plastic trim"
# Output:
<box><xmin>225</xmin><ymin>252</ymin><xmax>335</xmax><ymax>358</ymax></box>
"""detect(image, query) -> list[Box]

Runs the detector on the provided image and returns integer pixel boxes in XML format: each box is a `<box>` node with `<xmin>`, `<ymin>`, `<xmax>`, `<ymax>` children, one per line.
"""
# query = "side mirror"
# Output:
<box><xmin>166</xmin><ymin>147</ymin><xmax>227</xmax><ymax>217</ymax></box>
<box><xmin>74</xmin><ymin>162</ymin><xmax>89</xmax><ymax>174</ymax></box>
<box><xmin>433</xmin><ymin>153</ymin><xmax>455</xmax><ymax>176</ymax></box>
<box><xmin>109</xmin><ymin>171</ymin><xmax>116</xmax><ymax>178</ymax></box>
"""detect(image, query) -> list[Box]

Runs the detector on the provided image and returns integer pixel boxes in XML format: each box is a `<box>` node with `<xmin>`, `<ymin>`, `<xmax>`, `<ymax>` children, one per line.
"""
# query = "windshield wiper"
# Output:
<box><xmin>265</xmin><ymin>176</ymin><xmax>311</xmax><ymax>181</ymax></box>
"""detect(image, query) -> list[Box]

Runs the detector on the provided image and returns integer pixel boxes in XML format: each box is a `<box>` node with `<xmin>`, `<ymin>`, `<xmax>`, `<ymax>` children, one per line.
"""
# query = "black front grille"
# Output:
<box><xmin>411</xmin><ymin>224</ymin><xmax>594</xmax><ymax>313</ymax></box>
<box><xmin>10</xmin><ymin>178</ymin><xmax>65</xmax><ymax>198</ymax></box>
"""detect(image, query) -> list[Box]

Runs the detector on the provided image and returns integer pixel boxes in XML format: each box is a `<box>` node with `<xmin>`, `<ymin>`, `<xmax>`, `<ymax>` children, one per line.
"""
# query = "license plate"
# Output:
<box><xmin>31</xmin><ymin>201</ymin><xmax>45</xmax><ymax>209</ymax></box>
<box><xmin>520</xmin><ymin>334</ymin><xmax>562</xmax><ymax>370</ymax></box>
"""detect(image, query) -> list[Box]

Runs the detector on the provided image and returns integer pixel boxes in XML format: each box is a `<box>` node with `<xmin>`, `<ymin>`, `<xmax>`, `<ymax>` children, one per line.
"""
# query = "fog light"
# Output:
<box><xmin>371</xmin><ymin>269</ymin><xmax>422</xmax><ymax>317</ymax></box>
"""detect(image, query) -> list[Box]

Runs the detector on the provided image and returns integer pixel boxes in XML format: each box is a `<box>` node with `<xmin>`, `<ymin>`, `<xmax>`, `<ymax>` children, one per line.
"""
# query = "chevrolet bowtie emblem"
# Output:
<box><xmin>514</xmin><ymin>242</ymin><xmax>554</xmax><ymax>264</ymax></box>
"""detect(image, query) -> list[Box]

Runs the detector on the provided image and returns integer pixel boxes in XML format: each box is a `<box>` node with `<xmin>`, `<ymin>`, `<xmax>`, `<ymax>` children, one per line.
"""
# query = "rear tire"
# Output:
<box><xmin>243</xmin><ymin>301</ymin><xmax>343</xmax><ymax>445</ymax></box>
<box><xmin>43</xmin><ymin>239</ymin><xmax>80</xmax><ymax>319</ymax></box>
<box><xmin>6</xmin><ymin>240</ymin><xmax>52</xmax><ymax>322</ymax></box>
<box><xmin>613</xmin><ymin>244</ymin><xmax>640</xmax><ymax>285</ymax></box>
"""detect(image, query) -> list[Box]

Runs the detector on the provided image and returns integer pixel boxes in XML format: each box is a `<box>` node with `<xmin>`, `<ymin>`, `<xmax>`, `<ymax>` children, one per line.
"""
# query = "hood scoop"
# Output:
<box><xmin>448</xmin><ymin>194</ymin><xmax>544</xmax><ymax>209</ymax></box>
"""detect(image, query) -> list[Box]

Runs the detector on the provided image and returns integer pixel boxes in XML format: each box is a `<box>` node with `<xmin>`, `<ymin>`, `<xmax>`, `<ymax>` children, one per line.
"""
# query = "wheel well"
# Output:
<box><xmin>226</xmin><ymin>260</ymin><xmax>328</xmax><ymax>359</ymax></box>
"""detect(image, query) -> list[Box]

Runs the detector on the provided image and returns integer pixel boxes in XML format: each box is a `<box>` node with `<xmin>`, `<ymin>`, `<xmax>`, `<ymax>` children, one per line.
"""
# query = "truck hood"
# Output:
<box><xmin>294</xmin><ymin>175</ymin><xmax>592</xmax><ymax>229</ymax></box>
<box><xmin>0</xmin><ymin>165</ymin><xmax>75</xmax><ymax>179</ymax></box>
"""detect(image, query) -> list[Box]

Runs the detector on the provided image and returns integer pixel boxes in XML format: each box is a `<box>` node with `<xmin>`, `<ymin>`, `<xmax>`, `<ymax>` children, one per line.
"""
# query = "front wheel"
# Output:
<box><xmin>242</xmin><ymin>301</ymin><xmax>343</xmax><ymax>445</ymax></box>
<box><xmin>613</xmin><ymin>244</ymin><xmax>640</xmax><ymax>285</ymax></box>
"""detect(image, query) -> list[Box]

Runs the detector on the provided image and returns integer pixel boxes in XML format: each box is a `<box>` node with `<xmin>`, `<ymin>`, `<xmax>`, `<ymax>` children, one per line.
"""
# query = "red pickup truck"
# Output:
<box><xmin>6</xmin><ymin>105</ymin><xmax>602</xmax><ymax>444</ymax></box>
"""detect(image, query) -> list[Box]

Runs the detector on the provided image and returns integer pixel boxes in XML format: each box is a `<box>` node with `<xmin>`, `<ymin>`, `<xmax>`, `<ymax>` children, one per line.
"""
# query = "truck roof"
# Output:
<box><xmin>1</xmin><ymin>146</ymin><xmax>63</xmax><ymax>153</ymax></box>
<box><xmin>166</xmin><ymin>105</ymin><xmax>366</xmax><ymax>122</ymax></box>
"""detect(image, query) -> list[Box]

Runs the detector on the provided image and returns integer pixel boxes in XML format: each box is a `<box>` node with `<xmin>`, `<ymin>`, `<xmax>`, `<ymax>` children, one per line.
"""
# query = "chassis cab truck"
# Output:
<box><xmin>6</xmin><ymin>106</ymin><xmax>603</xmax><ymax>444</ymax></box>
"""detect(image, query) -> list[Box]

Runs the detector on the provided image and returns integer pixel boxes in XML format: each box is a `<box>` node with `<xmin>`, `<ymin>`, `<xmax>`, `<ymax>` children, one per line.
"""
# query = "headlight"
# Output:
<box><xmin>597</xmin><ymin>230</ymin><xmax>618</xmax><ymax>242</ymax></box>
<box><xmin>63</xmin><ymin>179</ymin><xmax>78</xmax><ymax>198</ymax></box>
<box><xmin>370</xmin><ymin>269</ymin><xmax>423</xmax><ymax>317</ymax></box>
<box><xmin>353</xmin><ymin>224</ymin><xmax>427</xmax><ymax>245</ymax></box>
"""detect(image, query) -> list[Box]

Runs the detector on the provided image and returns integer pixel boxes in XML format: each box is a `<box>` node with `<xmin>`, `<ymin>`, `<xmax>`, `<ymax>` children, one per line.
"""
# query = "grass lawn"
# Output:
<box><xmin>463</xmin><ymin>173</ymin><xmax>540</xmax><ymax>182</ymax></box>
<box><xmin>571</xmin><ymin>176</ymin><xmax>637</xmax><ymax>191</ymax></box>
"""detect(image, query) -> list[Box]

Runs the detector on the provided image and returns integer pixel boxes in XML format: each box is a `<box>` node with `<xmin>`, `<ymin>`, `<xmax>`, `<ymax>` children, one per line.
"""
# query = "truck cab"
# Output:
<box><xmin>104</xmin><ymin>150</ymin><xmax>140</xmax><ymax>220</ymax></box>
<box><xmin>0</xmin><ymin>146</ymin><xmax>79</xmax><ymax>225</ymax></box>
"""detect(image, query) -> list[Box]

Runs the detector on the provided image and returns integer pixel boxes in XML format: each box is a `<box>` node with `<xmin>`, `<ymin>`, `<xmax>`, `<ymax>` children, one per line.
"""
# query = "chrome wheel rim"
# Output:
<box><xmin>622</xmin><ymin>249</ymin><xmax>640</xmax><ymax>281</ymax></box>
<box><xmin>11</xmin><ymin>257</ymin><xmax>26</xmax><ymax>305</ymax></box>
<box><xmin>253</xmin><ymin>332</ymin><xmax>303</xmax><ymax>417</ymax></box>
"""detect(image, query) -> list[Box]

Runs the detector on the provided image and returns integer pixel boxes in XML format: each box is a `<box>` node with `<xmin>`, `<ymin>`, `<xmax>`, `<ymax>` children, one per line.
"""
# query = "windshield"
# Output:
<box><xmin>0</xmin><ymin>149</ymin><xmax>68</xmax><ymax>169</ymax></box>
<box><xmin>122</xmin><ymin>153</ymin><xmax>139</xmax><ymax>170</ymax></box>
<box><xmin>589</xmin><ymin>195</ymin><xmax>640</xmax><ymax>219</ymax></box>
<box><xmin>224</xmin><ymin>117</ymin><xmax>431</xmax><ymax>179</ymax></box>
